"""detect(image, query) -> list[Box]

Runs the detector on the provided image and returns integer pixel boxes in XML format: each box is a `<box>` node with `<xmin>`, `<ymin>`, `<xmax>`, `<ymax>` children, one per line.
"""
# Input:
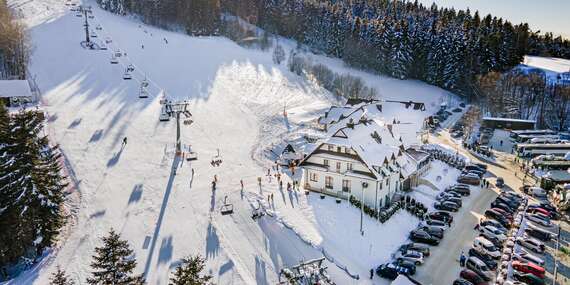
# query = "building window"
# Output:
<box><xmin>310</xmin><ymin>172</ymin><xmax>318</xmax><ymax>182</ymax></box>
<box><xmin>328</xmin><ymin>145</ymin><xmax>334</xmax><ymax>151</ymax></box>
<box><xmin>345</xmin><ymin>148</ymin><xmax>351</xmax><ymax>154</ymax></box>
<box><xmin>347</xmin><ymin>163</ymin><xmax>353</xmax><ymax>171</ymax></box>
<box><xmin>336</xmin><ymin>162</ymin><xmax>341</xmax><ymax>172</ymax></box>
<box><xmin>337</xmin><ymin>146</ymin><xmax>341</xmax><ymax>153</ymax></box>
<box><xmin>342</xmin><ymin>180</ymin><xmax>351</xmax><ymax>192</ymax></box>
<box><xmin>324</xmin><ymin>159</ymin><xmax>329</xmax><ymax>167</ymax></box>
<box><xmin>325</xmin><ymin>176</ymin><xmax>333</xmax><ymax>189</ymax></box>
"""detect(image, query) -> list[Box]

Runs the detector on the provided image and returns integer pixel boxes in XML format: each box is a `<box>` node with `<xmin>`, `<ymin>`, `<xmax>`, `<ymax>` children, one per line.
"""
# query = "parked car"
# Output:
<box><xmin>526</xmin><ymin>214</ymin><xmax>553</xmax><ymax>227</ymax></box>
<box><xmin>444</xmin><ymin>189</ymin><xmax>466</xmax><ymax>197</ymax></box>
<box><xmin>524</xmin><ymin>226</ymin><xmax>552</xmax><ymax>242</ymax></box>
<box><xmin>458</xmin><ymin>175</ymin><xmax>480</xmax><ymax>186</ymax></box>
<box><xmin>479</xmin><ymin>231</ymin><xmax>503</xmax><ymax>248</ymax></box>
<box><xmin>479</xmin><ymin>225</ymin><xmax>507</xmax><ymax>242</ymax></box>
<box><xmin>491</xmin><ymin>208</ymin><xmax>513</xmax><ymax>220</ymax></box>
<box><xmin>392</xmin><ymin>260</ymin><xmax>416</xmax><ymax>275</ymax></box>
<box><xmin>417</xmin><ymin>225</ymin><xmax>445</xmax><ymax>239</ymax></box>
<box><xmin>434</xmin><ymin>201</ymin><xmax>460</xmax><ymax>212</ymax></box>
<box><xmin>529</xmin><ymin>187</ymin><xmax>547</xmax><ymax>199</ymax></box>
<box><xmin>512</xmin><ymin>261</ymin><xmax>545</xmax><ymax>279</ymax></box>
<box><xmin>436</xmin><ymin>192</ymin><xmax>460</xmax><ymax>201</ymax></box>
<box><xmin>474</xmin><ymin>163</ymin><xmax>487</xmax><ymax>170</ymax></box>
<box><xmin>512</xmin><ymin>250</ymin><xmax>545</xmax><ymax>266</ymax></box>
<box><xmin>452</xmin><ymin>107</ymin><xmax>462</xmax><ymax>113</ymax></box>
<box><xmin>491</xmin><ymin>202</ymin><xmax>515</xmax><ymax>214</ymax></box>
<box><xmin>460</xmin><ymin>269</ymin><xmax>487</xmax><ymax>285</ymax></box>
<box><xmin>468</xmin><ymin>248</ymin><xmax>497</xmax><ymax>270</ymax></box>
<box><xmin>409</xmin><ymin>230</ymin><xmax>440</xmax><ymax>245</ymax></box>
<box><xmin>443</xmin><ymin>196</ymin><xmax>463</xmax><ymax>207</ymax></box>
<box><xmin>375</xmin><ymin>263</ymin><xmax>410</xmax><ymax>280</ymax></box>
<box><xmin>448</xmin><ymin>186</ymin><xmax>471</xmax><ymax>196</ymax></box>
<box><xmin>484</xmin><ymin>209</ymin><xmax>510</xmax><ymax>228</ymax></box>
<box><xmin>422</xmin><ymin>219</ymin><xmax>448</xmax><ymax>230</ymax></box>
<box><xmin>473</xmin><ymin>237</ymin><xmax>501</xmax><ymax>259</ymax></box>
<box><xmin>480</xmin><ymin>219</ymin><xmax>508</xmax><ymax>232</ymax></box>
<box><xmin>465</xmin><ymin>257</ymin><xmax>494</xmax><ymax>281</ymax></box>
<box><xmin>512</xmin><ymin>271</ymin><xmax>545</xmax><ymax>285</ymax></box>
<box><xmin>453</xmin><ymin>279</ymin><xmax>474</xmax><ymax>285</ymax></box>
<box><xmin>465</xmin><ymin>165</ymin><xmax>485</xmax><ymax>172</ymax></box>
<box><xmin>496</xmin><ymin>195</ymin><xmax>521</xmax><ymax>207</ymax></box>
<box><xmin>395</xmin><ymin>250</ymin><xmax>424</xmax><ymax>265</ymax></box>
<box><xmin>516</xmin><ymin>237</ymin><xmax>545</xmax><ymax>253</ymax></box>
<box><xmin>427</xmin><ymin>211</ymin><xmax>454</xmax><ymax>224</ymax></box>
<box><xmin>399</xmin><ymin>243</ymin><xmax>431</xmax><ymax>257</ymax></box>
<box><xmin>496</xmin><ymin>177</ymin><xmax>505</xmax><ymax>188</ymax></box>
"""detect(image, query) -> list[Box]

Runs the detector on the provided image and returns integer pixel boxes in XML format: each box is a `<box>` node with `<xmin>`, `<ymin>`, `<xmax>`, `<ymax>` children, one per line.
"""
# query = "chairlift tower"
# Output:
<box><xmin>165</xmin><ymin>101</ymin><xmax>192</xmax><ymax>155</ymax></box>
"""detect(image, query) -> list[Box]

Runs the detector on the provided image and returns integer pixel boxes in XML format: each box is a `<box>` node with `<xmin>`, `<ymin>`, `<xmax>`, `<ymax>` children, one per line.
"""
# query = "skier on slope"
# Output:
<box><xmin>122</xmin><ymin>137</ymin><xmax>127</xmax><ymax>147</ymax></box>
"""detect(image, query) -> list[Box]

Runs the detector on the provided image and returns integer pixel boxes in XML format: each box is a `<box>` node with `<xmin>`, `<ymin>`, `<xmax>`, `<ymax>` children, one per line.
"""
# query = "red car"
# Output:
<box><xmin>460</xmin><ymin>269</ymin><xmax>488</xmax><ymax>285</ymax></box>
<box><xmin>527</xmin><ymin>207</ymin><xmax>551</xmax><ymax>217</ymax></box>
<box><xmin>512</xmin><ymin>260</ymin><xmax>545</xmax><ymax>279</ymax></box>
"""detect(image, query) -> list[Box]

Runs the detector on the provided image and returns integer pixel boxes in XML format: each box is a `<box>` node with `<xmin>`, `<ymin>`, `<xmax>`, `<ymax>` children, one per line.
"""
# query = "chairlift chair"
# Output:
<box><xmin>88</xmin><ymin>15</ymin><xmax>94</xmax><ymax>19</ymax></box>
<box><xmin>159</xmin><ymin>106</ymin><xmax>170</xmax><ymax>121</ymax></box>
<box><xmin>114</xmin><ymin>50</ymin><xmax>122</xmax><ymax>57</ymax></box>
<box><xmin>96</xmin><ymin>25</ymin><xmax>102</xmax><ymax>30</ymax></box>
<box><xmin>99</xmin><ymin>43</ymin><xmax>108</xmax><ymax>50</ymax></box>
<box><xmin>220</xmin><ymin>196</ymin><xmax>234</xmax><ymax>215</ymax></box>
<box><xmin>186</xmin><ymin>151</ymin><xmax>198</xmax><ymax>161</ymax></box>
<box><xmin>123</xmin><ymin>69</ymin><xmax>132</xmax><ymax>80</ymax></box>
<box><xmin>91</xmin><ymin>32</ymin><xmax>97</xmax><ymax>38</ymax></box>
<box><xmin>139</xmin><ymin>79</ymin><xmax>149</xmax><ymax>98</ymax></box>
<box><xmin>110</xmin><ymin>55</ymin><xmax>118</xmax><ymax>64</ymax></box>
<box><xmin>105</xmin><ymin>37</ymin><xmax>112</xmax><ymax>44</ymax></box>
<box><xmin>183</xmin><ymin>119</ymin><xmax>193</xmax><ymax>125</ymax></box>
<box><xmin>127</xmin><ymin>64</ymin><xmax>135</xmax><ymax>72</ymax></box>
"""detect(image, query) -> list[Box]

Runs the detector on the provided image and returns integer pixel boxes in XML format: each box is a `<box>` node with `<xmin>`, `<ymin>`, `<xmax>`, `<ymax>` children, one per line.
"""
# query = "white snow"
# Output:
<box><xmin>4</xmin><ymin>0</ymin><xmax>458</xmax><ymax>284</ymax></box>
<box><xmin>0</xmin><ymin>80</ymin><xmax>33</xmax><ymax>98</ymax></box>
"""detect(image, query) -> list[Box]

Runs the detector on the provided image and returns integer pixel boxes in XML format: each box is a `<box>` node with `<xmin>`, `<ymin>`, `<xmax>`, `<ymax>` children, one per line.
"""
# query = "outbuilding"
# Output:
<box><xmin>0</xmin><ymin>80</ymin><xmax>36</xmax><ymax>107</ymax></box>
<box><xmin>482</xmin><ymin>117</ymin><xmax>536</xmax><ymax>130</ymax></box>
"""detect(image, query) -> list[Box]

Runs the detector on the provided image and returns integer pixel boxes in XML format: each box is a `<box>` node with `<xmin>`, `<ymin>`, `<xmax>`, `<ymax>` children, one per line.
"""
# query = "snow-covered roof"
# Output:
<box><xmin>318</xmin><ymin>105</ymin><xmax>353</xmax><ymax>125</ymax></box>
<box><xmin>482</xmin><ymin>117</ymin><xmax>536</xmax><ymax>123</ymax></box>
<box><xmin>0</xmin><ymin>80</ymin><xmax>32</xmax><ymax>98</ymax></box>
<box><xmin>307</xmin><ymin>117</ymin><xmax>414</xmax><ymax>180</ymax></box>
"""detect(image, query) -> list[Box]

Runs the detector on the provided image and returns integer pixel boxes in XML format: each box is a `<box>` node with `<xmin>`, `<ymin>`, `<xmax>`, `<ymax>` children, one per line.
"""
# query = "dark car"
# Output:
<box><xmin>444</xmin><ymin>189</ymin><xmax>464</xmax><ymax>198</ymax></box>
<box><xmin>512</xmin><ymin>271</ymin><xmax>545</xmax><ymax>285</ymax></box>
<box><xmin>434</xmin><ymin>201</ymin><xmax>459</xmax><ymax>212</ymax></box>
<box><xmin>393</xmin><ymin>260</ymin><xmax>416</xmax><ymax>275</ymax></box>
<box><xmin>453</xmin><ymin>279</ymin><xmax>474</xmax><ymax>285</ymax></box>
<box><xmin>448</xmin><ymin>186</ymin><xmax>471</xmax><ymax>196</ymax></box>
<box><xmin>491</xmin><ymin>201</ymin><xmax>515</xmax><ymax>214</ymax></box>
<box><xmin>409</xmin><ymin>230</ymin><xmax>440</xmax><ymax>245</ymax></box>
<box><xmin>490</xmin><ymin>208</ymin><xmax>513</xmax><ymax>220</ymax></box>
<box><xmin>484</xmin><ymin>210</ymin><xmax>510</xmax><ymax>228</ymax></box>
<box><xmin>443</xmin><ymin>197</ymin><xmax>463</xmax><ymax>207</ymax></box>
<box><xmin>399</xmin><ymin>243</ymin><xmax>430</xmax><ymax>257</ymax></box>
<box><xmin>417</xmin><ymin>226</ymin><xmax>445</xmax><ymax>239</ymax></box>
<box><xmin>480</xmin><ymin>220</ymin><xmax>508</xmax><ymax>233</ymax></box>
<box><xmin>525</xmin><ymin>227</ymin><xmax>552</xmax><ymax>242</ymax></box>
<box><xmin>463</xmin><ymin>169</ymin><xmax>484</xmax><ymax>178</ymax></box>
<box><xmin>452</xmin><ymin>107</ymin><xmax>462</xmax><ymax>112</ymax></box>
<box><xmin>474</xmin><ymin>163</ymin><xmax>487</xmax><ymax>170</ymax></box>
<box><xmin>479</xmin><ymin>232</ymin><xmax>503</xmax><ymax>248</ymax></box>
<box><xmin>427</xmin><ymin>211</ymin><xmax>454</xmax><ymax>224</ymax></box>
<box><xmin>459</xmin><ymin>269</ymin><xmax>487</xmax><ymax>285</ymax></box>
<box><xmin>496</xmin><ymin>177</ymin><xmax>505</xmax><ymax>188</ymax></box>
<box><xmin>468</xmin><ymin>248</ymin><xmax>497</xmax><ymax>270</ymax></box>
<box><xmin>376</xmin><ymin>263</ymin><xmax>409</xmax><ymax>280</ymax></box>
<box><xmin>496</xmin><ymin>196</ymin><xmax>520</xmax><ymax>208</ymax></box>
<box><xmin>458</xmin><ymin>175</ymin><xmax>480</xmax><ymax>186</ymax></box>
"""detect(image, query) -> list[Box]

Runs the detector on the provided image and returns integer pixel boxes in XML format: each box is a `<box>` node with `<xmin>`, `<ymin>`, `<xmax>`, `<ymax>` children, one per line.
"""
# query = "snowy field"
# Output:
<box><xmin>521</xmin><ymin>55</ymin><xmax>570</xmax><ymax>82</ymax></box>
<box><xmin>5</xmin><ymin>0</ymin><xmax>458</xmax><ymax>284</ymax></box>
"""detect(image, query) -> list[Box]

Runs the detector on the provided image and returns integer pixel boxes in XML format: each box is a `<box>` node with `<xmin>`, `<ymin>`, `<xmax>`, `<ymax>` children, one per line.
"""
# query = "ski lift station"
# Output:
<box><xmin>482</xmin><ymin>117</ymin><xmax>536</xmax><ymax>130</ymax></box>
<box><xmin>0</xmin><ymin>80</ymin><xmax>37</xmax><ymax>107</ymax></box>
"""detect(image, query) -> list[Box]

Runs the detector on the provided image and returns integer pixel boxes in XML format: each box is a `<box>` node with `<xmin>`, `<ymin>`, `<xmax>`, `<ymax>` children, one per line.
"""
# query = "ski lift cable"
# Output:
<box><xmin>88</xmin><ymin>10</ymin><xmax>221</xmax><ymax>148</ymax></box>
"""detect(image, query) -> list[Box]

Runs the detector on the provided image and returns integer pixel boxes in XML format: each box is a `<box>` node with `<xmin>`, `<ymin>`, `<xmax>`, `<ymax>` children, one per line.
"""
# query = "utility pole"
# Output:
<box><xmin>360</xmin><ymin>182</ymin><xmax>367</xmax><ymax>236</ymax></box>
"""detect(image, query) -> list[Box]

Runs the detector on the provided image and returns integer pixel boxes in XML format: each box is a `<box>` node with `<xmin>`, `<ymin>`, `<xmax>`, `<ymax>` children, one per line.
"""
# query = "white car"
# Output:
<box><xmin>516</xmin><ymin>236</ymin><xmax>545</xmax><ymax>253</ymax></box>
<box><xmin>394</xmin><ymin>250</ymin><xmax>424</xmax><ymax>265</ymax></box>
<box><xmin>473</xmin><ymin>237</ymin><xmax>501</xmax><ymax>259</ymax></box>
<box><xmin>419</xmin><ymin>221</ymin><xmax>448</xmax><ymax>231</ymax></box>
<box><xmin>512</xmin><ymin>249</ymin><xmax>545</xmax><ymax>266</ymax></box>
<box><xmin>479</xmin><ymin>225</ymin><xmax>507</xmax><ymax>242</ymax></box>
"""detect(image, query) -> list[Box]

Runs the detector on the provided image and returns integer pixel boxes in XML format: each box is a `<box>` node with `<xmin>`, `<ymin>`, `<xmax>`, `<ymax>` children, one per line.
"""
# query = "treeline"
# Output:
<box><xmin>96</xmin><ymin>0</ymin><xmax>570</xmax><ymax>99</ymax></box>
<box><xmin>0</xmin><ymin>105</ymin><xmax>66</xmax><ymax>277</ymax></box>
<box><xmin>0</xmin><ymin>0</ymin><xmax>29</xmax><ymax>79</ymax></box>
<box><xmin>477</xmin><ymin>70</ymin><xmax>570</xmax><ymax>130</ymax></box>
<box><xmin>96</xmin><ymin>0</ymin><xmax>221</xmax><ymax>36</ymax></box>
<box><xmin>47</xmin><ymin>229</ymin><xmax>212</xmax><ymax>285</ymax></box>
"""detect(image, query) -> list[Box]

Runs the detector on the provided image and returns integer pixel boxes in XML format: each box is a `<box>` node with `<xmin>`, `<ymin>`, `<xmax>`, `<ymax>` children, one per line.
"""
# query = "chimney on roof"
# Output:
<box><xmin>324</xmin><ymin>111</ymin><xmax>329</xmax><ymax>118</ymax></box>
<box><xmin>383</xmin><ymin>157</ymin><xmax>389</xmax><ymax>165</ymax></box>
<box><xmin>347</xmin><ymin>118</ymin><xmax>354</xmax><ymax>129</ymax></box>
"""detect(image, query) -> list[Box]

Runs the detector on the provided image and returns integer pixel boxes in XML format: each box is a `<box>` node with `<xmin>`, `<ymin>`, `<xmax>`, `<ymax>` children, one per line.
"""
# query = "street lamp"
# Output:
<box><xmin>361</xmin><ymin>182</ymin><xmax>368</xmax><ymax>236</ymax></box>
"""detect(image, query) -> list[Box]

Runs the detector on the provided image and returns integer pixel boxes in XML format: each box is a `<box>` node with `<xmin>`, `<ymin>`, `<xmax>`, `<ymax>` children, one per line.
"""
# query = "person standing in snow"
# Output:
<box><xmin>459</xmin><ymin>251</ymin><xmax>466</xmax><ymax>266</ymax></box>
<box><xmin>370</xmin><ymin>268</ymin><xmax>374</xmax><ymax>279</ymax></box>
<box><xmin>240</xmin><ymin>179</ymin><xmax>244</xmax><ymax>190</ymax></box>
<box><xmin>122</xmin><ymin>137</ymin><xmax>127</xmax><ymax>147</ymax></box>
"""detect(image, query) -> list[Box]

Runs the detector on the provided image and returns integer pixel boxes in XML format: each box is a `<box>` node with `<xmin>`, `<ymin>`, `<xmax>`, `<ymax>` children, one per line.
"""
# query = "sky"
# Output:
<box><xmin>416</xmin><ymin>0</ymin><xmax>570</xmax><ymax>39</ymax></box>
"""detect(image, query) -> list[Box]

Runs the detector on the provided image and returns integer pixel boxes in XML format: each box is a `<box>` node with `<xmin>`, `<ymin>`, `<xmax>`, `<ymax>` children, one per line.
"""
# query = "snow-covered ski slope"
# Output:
<box><xmin>6</xmin><ymin>0</ymin><xmax>457</xmax><ymax>284</ymax></box>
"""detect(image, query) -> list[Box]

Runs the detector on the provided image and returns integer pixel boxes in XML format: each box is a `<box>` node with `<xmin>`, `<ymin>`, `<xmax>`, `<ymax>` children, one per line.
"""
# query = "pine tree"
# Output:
<box><xmin>50</xmin><ymin>266</ymin><xmax>74</xmax><ymax>285</ymax></box>
<box><xmin>87</xmin><ymin>229</ymin><xmax>145</xmax><ymax>285</ymax></box>
<box><xmin>169</xmin><ymin>255</ymin><xmax>212</xmax><ymax>285</ymax></box>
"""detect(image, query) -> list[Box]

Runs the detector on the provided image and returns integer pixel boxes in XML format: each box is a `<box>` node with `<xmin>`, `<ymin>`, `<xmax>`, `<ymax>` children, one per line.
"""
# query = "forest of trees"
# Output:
<box><xmin>96</xmin><ymin>0</ymin><xmax>570</xmax><ymax>101</ymax></box>
<box><xmin>0</xmin><ymin>104</ymin><xmax>67</xmax><ymax>277</ymax></box>
<box><xmin>0</xmin><ymin>0</ymin><xmax>29</xmax><ymax>79</ymax></box>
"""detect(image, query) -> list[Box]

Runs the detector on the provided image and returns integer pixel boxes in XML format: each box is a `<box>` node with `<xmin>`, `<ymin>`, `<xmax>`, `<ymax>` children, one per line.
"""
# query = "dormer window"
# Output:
<box><xmin>328</xmin><ymin>144</ymin><xmax>334</xmax><ymax>151</ymax></box>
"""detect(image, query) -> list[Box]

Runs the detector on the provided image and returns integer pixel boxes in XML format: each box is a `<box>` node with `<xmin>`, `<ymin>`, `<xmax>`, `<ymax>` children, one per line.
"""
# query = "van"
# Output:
<box><xmin>465</xmin><ymin>257</ymin><xmax>494</xmax><ymax>281</ymax></box>
<box><xmin>530</xmin><ymin>187</ymin><xmax>547</xmax><ymax>198</ymax></box>
<box><xmin>473</xmin><ymin>237</ymin><xmax>501</xmax><ymax>259</ymax></box>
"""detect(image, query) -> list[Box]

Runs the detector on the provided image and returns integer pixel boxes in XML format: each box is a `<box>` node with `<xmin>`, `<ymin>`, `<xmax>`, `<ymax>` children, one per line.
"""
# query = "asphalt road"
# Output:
<box><xmin>414</xmin><ymin>130</ymin><xmax>525</xmax><ymax>285</ymax></box>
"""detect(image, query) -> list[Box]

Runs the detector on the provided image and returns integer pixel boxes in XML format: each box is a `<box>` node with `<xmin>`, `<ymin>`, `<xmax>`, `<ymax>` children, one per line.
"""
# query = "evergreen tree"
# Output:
<box><xmin>50</xmin><ymin>266</ymin><xmax>74</xmax><ymax>285</ymax></box>
<box><xmin>169</xmin><ymin>255</ymin><xmax>212</xmax><ymax>285</ymax></box>
<box><xmin>87</xmin><ymin>229</ymin><xmax>144</xmax><ymax>285</ymax></box>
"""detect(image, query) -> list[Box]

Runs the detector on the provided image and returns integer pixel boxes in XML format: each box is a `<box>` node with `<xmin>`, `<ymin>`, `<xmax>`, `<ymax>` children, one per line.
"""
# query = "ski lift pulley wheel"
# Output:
<box><xmin>183</xmin><ymin>119</ymin><xmax>193</xmax><ymax>125</ymax></box>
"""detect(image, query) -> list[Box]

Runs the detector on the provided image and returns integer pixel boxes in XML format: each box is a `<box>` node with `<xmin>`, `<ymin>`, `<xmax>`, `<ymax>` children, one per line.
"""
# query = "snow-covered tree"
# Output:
<box><xmin>50</xmin><ymin>266</ymin><xmax>74</xmax><ymax>285</ymax></box>
<box><xmin>169</xmin><ymin>255</ymin><xmax>212</xmax><ymax>285</ymax></box>
<box><xmin>87</xmin><ymin>229</ymin><xmax>144</xmax><ymax>285</ymax></box>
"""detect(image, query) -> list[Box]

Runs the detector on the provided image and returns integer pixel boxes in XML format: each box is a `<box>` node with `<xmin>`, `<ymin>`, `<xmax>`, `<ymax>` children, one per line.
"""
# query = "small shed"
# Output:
<box><xmin>0</xmin><ymin>80</ymin><xmax>35</xmax><ymax>107</ymax></box>
<box><xmin>482</xmin><ymin>117</ymin><xmax>536</xmax><ymax>130</ymax></box>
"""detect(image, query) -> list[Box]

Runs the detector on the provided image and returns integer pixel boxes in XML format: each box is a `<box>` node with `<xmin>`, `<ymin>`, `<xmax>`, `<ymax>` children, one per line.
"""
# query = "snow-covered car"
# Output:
<box><xmin>434</xmin><ymin>201</ymin><xmax>459</xmax><ymax>212</ymax></box>
<box><xmin>479</xmin><ymin>225</ymin><xmax>507</xmax><ymax>242</ymax></box>
<box><xmin>512</xmin><ymin>250</ymin><xmax>545</xmax><ymax>266</ymax></box>
<box><xmin>473</xmin><ymin>237</ymin><xmax>501</xmax><ymax>259</ymax></box>
<box><xmin>394</xmin><ymin>250</ymin><xmax>424</xmax><ymax>265</ymax></box>
<box><xmin>516</xmin><ymin>237</ymin><xmax>545</xmax><ymax>253</ymax></box>
<box><xmin>481</xmin><ymin>219</ymin><xmax>508</xmax><ymax>233</ymax></box>
<box><xmin>436</xmin><ymin>191</ymin><xmax>460</xmax><ymax>201</ymax></box>
<box><xmin>419</xmin><ymin>221</ymin><xmax>448</xmax><ymax>231</ymax></box>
